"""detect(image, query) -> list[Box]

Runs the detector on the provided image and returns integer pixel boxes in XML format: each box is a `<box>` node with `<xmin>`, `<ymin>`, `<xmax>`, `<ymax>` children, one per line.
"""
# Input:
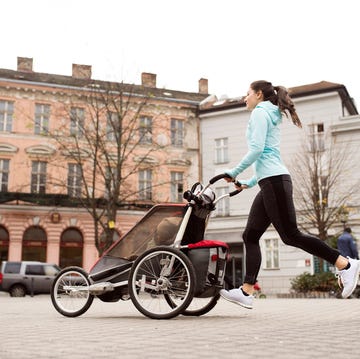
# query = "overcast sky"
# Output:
<box><xmin>2</xmin><ymin>0</ymin><xmax>360</xmax><ymax>107</ymax></box>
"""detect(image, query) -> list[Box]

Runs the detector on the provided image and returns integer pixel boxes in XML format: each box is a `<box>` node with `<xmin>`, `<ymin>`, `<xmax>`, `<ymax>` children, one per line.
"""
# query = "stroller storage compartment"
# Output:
<box><xmin>186</xmin><ymin>240</ymin><xmax>228</xmax><ymax>297</ymax></box>
<box><xmin>89</xmin><ymin>255</ymin><xmax>132</xmax><ymax>282</ymax></box>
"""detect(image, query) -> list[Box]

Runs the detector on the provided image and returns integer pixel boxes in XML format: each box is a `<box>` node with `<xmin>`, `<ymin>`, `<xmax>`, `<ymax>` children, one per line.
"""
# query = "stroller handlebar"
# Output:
<box><xmin>229</xmin><ymin>188</ymin><xmax>242</xmax><ymax>196</ymax></box>
<box><xmin>183</xmin><ymin>173</ymin><xmax>243</xmax><ymax>205</ymax></box>
<box><xmin>209</xmin><ymin>174</ymin><xmax>242</xmax><ymax>197</ymax></box>
<box><xmin>209</xmin><ymin>173</ymin><xmax>232</xmax><ymax>184</ymax></box>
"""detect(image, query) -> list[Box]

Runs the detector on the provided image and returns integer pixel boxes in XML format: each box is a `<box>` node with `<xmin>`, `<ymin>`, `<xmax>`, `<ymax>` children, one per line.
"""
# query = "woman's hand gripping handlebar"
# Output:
<box><xmin>183</xmin><ymin>173</ymin><xmax>243</xmax><ymax>205</ymax></box>
<box><xmin>209</xmin><ymin>173</ymin><xmax>243</xmax><ymax>197</ymax></box>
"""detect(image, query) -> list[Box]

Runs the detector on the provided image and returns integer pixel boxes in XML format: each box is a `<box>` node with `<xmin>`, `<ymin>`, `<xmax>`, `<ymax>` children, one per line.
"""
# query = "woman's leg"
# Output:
<box><xmin>259</xmin><ymin>175</ymin><xmax>340</xmax><ymax>265</ymax></box>
<box><xmin>222</xmin><ymin>174</ymin><xmax>359</xmax><ymax>303</ymax></box>
<box><xmin>260</xmin><ymin>175</ymin><xmax>360</xmax><ymax>298</ymax></box>
<box><xmin>242</xmin><ymin>190</ymin><xmax>271</xmax><ymax>292</ymax></box>
<box><xmin>219</xmin><ymin>190</ymin><xmax>270</xmax><ymax>305</ymax></box>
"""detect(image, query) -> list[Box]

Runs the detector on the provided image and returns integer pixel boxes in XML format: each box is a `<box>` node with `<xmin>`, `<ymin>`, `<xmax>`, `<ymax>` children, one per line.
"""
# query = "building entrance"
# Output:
<box><xmin>0</xmin><ymin>225</ymin><xmax>9</xmax><ymax>266</ymax></box>
<box><xmin>22</xmin><ymin>226</ymin><xmax>47</xmax><ymax>262</ymax></box>
<box><xmin>60</xmin><ymin>228</ymin><xmax>83</xmax><ymax>268</ymax></box>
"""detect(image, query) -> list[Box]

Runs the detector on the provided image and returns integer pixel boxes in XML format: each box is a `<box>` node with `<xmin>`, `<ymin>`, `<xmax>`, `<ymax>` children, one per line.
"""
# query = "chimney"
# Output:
<box><xmin>17</xmin><ymin>57</ymin><xmax>33</xmax><ymax>72</ymax></box>
<box><xmin>141</xmin><ymin>72</ymin><xmax>157</xmax><ymax>88</ymax></box>
<box><xmin>199</xmin><ymin>78</ymin><xmax>208</xmax><ymax>94</ymax></box>
<box><xmin>72</xmin><ymin>64</ymin><xmax>92</xmax><ymax>79</ymax></box>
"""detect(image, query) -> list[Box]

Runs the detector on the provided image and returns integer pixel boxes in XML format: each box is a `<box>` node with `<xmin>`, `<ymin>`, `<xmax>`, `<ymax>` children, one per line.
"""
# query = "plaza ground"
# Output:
<box><xmin>1</xmin><ymin>293</ymin><xmax>359</xmax><ymax>358</ymax></box>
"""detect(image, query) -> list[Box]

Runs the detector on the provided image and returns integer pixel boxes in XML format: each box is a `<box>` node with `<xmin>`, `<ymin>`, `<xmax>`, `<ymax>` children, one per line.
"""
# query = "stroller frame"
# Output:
<box><xmin>50</xmin><ymin>174</ymin><xmax>241</xmax><ymax>319</ymax></box>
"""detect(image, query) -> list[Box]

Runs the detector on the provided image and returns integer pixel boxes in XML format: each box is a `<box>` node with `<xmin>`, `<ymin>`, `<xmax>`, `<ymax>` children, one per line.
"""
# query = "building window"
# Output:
<box><xmin>171</xmin><ymin>172</ymin><xmax>183</xmax><ymax>202</ymax></box>
<box><xmin>70</xmin><ymin>107</ymin><xmax>85</xmax><ymax>137</ymax></box>
<box><xmin>0</xmin><ymin>100</ymin><xmax>14</xmax><ymax>132</ymax></box>
<box><xmin>215</xmin><ymin>187</ymin><xmax>229</xmax><ymax>216</ymax></box>
<box><xmin>139</xmin><ymin>116</ymin><xmax>152</xmax><ymax>144</ymax></box>
<box><xmin>264</xmin><ymin>238</ymin><xmax>279</xmax><ymax>269</ymax></box>
<box><xmin>106</xmin><ymin>111</ymin><xmax>117</xmax><ymax>141</ymax></box>
<box><xmin>215</xmin><ymin>138</ymin><xmax>228</xmax><ymax>164</ymax></box>
<box><xmin>68</xmin><ymin>163</ymin><xmax>82</xmax><ymax>197</ymax></box>
<box><xmin>34</xmin><ymin>104</ymin><xmax>50</xmax><ymax>134</ymax></box>
<box><xmin>308</xmin><ymin>123</ymin><xmax>325</xmax><ymax>152</ymax></box>
<box><xmin>31</xmin><ymin>161</ymin><xmax>47</xmax><ymax>194</ymax></box>
<box><xmin>0</xmin><ymin>159</ymin><xmax>9</xmax><ymax>191</ymax></box>
<box><xmin>313</xmin><ymin>256</ymin><xmax>331</xmax><ymax>274</ymax></box>
<box><xmin>171</xmin><ymin>118</ymin><xmax>184</xmax><ymax>147</ymax></box>
<box><xmin>139</xmin><ymin>169</ymin><xmax>152</xmax><ymax>200</ymax></box>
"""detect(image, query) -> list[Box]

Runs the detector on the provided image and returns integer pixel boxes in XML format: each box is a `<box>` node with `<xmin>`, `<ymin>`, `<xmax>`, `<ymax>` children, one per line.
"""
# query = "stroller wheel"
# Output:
<box><xmin>181</xmin><ymin>294</ymin><xmax>220</xmax><ymax>316</ymax></box>
<box><xmin>51</xmin><ymin>266</ymin><xmax>94</xmax><ymax>317</ymax></box>
<box><xmin>166</xmin><ymin>293</ymin><xmax>220</xmax><ymax>316</ymax></box>
<box><xmin>128</xmin><ymin>246</ymin><xmax>196</xmax><ymax>319</ymax></box>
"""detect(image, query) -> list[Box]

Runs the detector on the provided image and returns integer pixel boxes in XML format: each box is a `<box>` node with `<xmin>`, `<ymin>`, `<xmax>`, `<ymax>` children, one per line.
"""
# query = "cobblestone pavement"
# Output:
<box><xmin>1</xmin><ymin>292</ymin><xmax>359</xmax><ymax>359</ymax></box>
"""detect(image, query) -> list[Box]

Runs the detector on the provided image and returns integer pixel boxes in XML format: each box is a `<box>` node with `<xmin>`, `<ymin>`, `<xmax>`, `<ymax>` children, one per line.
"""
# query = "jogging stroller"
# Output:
<box><xmin>50</xmin><ymin>174</ymin><xmax>241</xmax><ymax>319</ymax></box>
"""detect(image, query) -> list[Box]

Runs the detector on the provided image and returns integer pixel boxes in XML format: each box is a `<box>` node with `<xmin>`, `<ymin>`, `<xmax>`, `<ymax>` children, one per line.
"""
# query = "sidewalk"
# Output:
<box><xmin>1</xmin><ymin>293</ymin><xmax>359</xmax><ymax>358</ymax></box>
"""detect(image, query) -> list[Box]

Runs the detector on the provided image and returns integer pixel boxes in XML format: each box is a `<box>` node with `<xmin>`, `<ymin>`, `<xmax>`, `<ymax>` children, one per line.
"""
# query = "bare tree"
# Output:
<box><xmin>49</xmin><ymin>82</ymin><xmax>168</xmax><ymax>254</ymax></box>
<box><xmin>290</xmin><ymin>129</ymin><xmax>360</xmax><ymax>269</ymax></box>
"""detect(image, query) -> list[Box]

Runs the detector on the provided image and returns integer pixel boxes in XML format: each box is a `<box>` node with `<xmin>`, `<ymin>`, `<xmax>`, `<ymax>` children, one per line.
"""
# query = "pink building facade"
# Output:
<box><xmin>0</xmin><ymin>57</ymin><xmax>208</xmax><ymax>270</ymax></box>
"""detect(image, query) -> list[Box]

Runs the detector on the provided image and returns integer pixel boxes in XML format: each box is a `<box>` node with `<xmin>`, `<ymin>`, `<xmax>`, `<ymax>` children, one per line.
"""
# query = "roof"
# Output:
<box><xmin>0</xmin><ymin>68</ymin><xmax>208</xmax><ymax>104</ymax></box>
<box><xmin>199</xmin><ymin>81</ymin><xmax>358</xmax><ymax>115</ymax></box>
<box><xmin>0</xmin><ymin>67</ymin><xmax>356</xmax><ymax>115</ymax></box>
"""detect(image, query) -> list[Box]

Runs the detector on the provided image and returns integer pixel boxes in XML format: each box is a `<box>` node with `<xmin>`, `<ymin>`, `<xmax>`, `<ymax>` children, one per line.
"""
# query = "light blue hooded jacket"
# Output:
<box><xmin>225</xmin><ymin>100</ymin><xmax>289</xmax><ymax>187</ymax></box>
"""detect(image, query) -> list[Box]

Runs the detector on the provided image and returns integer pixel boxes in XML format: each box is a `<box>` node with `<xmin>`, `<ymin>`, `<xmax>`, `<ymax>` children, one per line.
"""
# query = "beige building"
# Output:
<box><xmin>0</xmin><ymin>57</ymin><xmax>208</xmax><ymax>270</ymax></box>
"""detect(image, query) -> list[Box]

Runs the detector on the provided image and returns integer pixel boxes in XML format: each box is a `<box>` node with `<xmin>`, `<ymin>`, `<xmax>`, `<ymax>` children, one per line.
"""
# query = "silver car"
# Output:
<box><xmin>0</xmin><ymin>261</ymin><xmax>61</xmax><ymax>297</ymax></box>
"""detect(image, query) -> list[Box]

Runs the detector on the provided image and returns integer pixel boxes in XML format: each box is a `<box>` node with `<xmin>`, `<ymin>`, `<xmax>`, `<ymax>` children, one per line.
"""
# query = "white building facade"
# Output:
<box><xmin>199</xmin><ymin>82</ymin><xmax>360</xmax><ymax>294</ymax></box>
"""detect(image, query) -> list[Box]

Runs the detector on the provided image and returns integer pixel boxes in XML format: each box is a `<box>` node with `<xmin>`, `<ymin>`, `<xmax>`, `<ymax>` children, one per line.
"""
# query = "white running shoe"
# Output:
<box><xmin>219</xmin><ymin>286</ymin><xmax>254</xmax><ymax>309</ymax></box>
<box><xmin>336</xmin><ymin>257</ymin><xmax>360</xmax><ymax>298</ymax></box>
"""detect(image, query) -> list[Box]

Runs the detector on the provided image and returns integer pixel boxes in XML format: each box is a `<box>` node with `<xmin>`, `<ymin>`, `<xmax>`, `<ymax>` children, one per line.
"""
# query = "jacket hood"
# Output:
<box><xmin>256</xmin><ymin>101</ymin><xmax>282</xmax><ymax>125</ymax></box>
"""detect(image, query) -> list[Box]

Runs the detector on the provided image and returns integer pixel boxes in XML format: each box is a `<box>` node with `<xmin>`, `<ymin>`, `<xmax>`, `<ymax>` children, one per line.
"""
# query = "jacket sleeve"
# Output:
<box><xmin>240</xmin><ymin>175</ymin><xmax>258</xmax><ymax>188</ymax></box>
<box><xmin>225</xmin><ymin>108</ymin><xmax>268</xmax><ymax>179</ymax></box>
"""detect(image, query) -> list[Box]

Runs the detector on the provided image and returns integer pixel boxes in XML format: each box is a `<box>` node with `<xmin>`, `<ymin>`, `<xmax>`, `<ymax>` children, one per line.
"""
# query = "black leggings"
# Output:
<box><xmin>242</xmin><ymin>175</ymin><xmax>340</xmax><ymax>284</ymax></box>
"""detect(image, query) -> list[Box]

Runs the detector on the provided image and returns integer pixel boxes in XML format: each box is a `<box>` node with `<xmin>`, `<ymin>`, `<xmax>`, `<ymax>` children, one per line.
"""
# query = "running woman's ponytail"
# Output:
<box><xmin>251</xmin><ymin>80</ymin><xmax>302</xmax><ymax>128</ymax></box>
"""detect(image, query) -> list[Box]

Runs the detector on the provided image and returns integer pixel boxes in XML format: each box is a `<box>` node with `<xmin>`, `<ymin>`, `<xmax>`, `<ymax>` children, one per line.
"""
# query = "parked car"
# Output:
<box><xmin>0</xmin><ymin>261</ymin><xmax>61</xmax><ymax>297</ymax></box>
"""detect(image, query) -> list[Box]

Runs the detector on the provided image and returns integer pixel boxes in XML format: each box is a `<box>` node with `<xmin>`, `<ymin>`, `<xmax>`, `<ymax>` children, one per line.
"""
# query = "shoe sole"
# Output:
<box><xmin>219</xmin><ymin>292</ymin><xmax>253</xmax><ymax>309</ymax></box>
<box><xmin>342</xmin><ymin>261</ymin><xmax>360</xmax><ymax>298</ymax></box>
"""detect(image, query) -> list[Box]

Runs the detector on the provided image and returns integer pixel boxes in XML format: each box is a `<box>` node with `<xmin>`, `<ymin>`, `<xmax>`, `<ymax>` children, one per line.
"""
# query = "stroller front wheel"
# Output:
<box><xmin>51</xmin><ymin>266</ymin><xmax>94</xmax><ymax>317</ymax></box>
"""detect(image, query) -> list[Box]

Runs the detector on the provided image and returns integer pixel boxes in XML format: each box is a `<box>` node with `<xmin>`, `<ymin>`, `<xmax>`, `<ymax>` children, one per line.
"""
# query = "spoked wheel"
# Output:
<box><xmin>165</xmin><ymin>293</ymin><xmax>220</xmax><ymax>316</ymax></box>
<box><xmin>51</xmin><ymin>266</ymin><xmax>94</xmax><ymax>317</ymax></box>
<box><xmin>128</xmin><ymin>246</ymin><xmax>196</xmax><ymax>319</ymax></box>
<box><xmin>181</xmin><ymin>294</ymin><xmax>220</xmax><ymax>316</ymax></box>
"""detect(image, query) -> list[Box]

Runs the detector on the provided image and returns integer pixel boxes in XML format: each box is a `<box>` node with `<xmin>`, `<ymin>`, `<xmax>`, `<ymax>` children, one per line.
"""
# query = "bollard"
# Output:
<box><xmin>30</xmin><ymin>277</ymin><xmax>34</xmax><ymax>297</ymax></box>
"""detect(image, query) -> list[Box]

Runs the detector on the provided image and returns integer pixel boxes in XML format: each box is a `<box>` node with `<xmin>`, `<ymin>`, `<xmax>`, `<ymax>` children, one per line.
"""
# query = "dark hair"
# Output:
<box><xmin>345</xmin><ymin>227</ymin><xmax>352</xmax><ymax>233</ymax></box>
<box><xmin>250</xmin><ymin>80</ymin><xmax>302</xmax><ymax>128</ymax></box>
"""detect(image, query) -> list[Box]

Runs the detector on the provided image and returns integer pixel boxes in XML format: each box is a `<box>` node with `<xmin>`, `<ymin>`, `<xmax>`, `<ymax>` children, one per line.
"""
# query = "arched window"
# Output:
<box><xmin>22</xmin><ymin>226</ymin><xmax>47</xmax><ymax>262</ymax></box>
<box><xmin>60</xmin><ymin>228</ymin><xmax>83</xmax><ymax>268</ymax></box>
<box><xmin>0</xmin><ymin>225</ymin><xmax>9</xmax><ymax>266</ymax></box>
